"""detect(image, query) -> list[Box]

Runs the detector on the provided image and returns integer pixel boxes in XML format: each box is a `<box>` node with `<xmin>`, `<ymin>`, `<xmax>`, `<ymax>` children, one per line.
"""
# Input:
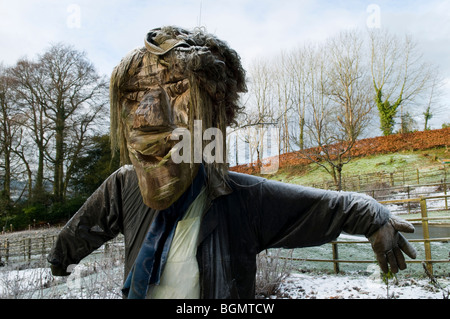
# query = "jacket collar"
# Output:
<box><xmin>196</xmin><ymin>167</ymin><xmax>233</xmax><ymax>246</ymax></box>
<box><xmin>206</xmin><ymin>166</ymin><xmax>233</xmax><ymax>201</ymax></box>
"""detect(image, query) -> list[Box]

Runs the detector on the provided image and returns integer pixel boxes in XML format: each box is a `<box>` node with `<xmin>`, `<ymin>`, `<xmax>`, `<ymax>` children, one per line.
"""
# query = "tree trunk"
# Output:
<box><xmin>299</xmin><ymin>117</ymin><xmax>305</xmax><ymax>150</ymax></box>
<box><xmin>53</xmin><ymin>116</ymin><xmax>65</xmax><ymax>202</ymax></box>
<box><xmin>0</xmin><ymin>97</ymin><xmax>11</xmax><ymax>206</ymax></box>
<box><xmin>337</xmin><ymin>165</ymin><xmax>343</xmax><ymax>191</ymax></box>
<box><xmin>33</xmin><ymin>107</ymin><xmax>46</xmax><ymax>197</ymax></box>
<box><xmin>2</xmin><ymin>149</ymin><xmax>11</xmax><ymax>202</ymax></box>
<box><xmin>32</xmin><ymin>144</ymin><xmax>45</xmax><ymax>201</ymax></box>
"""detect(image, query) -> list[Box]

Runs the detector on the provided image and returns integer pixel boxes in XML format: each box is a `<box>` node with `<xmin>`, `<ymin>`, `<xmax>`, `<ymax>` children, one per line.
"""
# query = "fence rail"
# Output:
<box><xmin>362</xmin><ymin>181</ymin><xmax>448</xmax><ymax>201</ymax></box>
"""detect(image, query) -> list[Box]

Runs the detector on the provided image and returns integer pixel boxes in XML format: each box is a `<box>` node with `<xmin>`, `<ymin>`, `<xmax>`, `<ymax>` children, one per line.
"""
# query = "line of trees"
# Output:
<box><xmin>234</xmin><ymin>29</ymin><xmax>443</xmax><ymax>190</ymax></box>
<box><xmin>0</xmin><ymin>43</ymin><xmax>119</xmax><ymax>230</ymax></box>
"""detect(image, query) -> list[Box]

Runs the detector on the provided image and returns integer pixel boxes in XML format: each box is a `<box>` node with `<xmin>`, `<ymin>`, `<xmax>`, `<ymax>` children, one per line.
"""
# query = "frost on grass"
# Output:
<box><xmin>1</xmin><ymin>230</ymin><xmax>448</xmax><ymax>299</ymax></box>
<box><xmin>0</xmin><ymin>248</ymin><xmax>124</xmax><ymax>299</ymax></box>
<box><xmin>276</xmin><ymin>270</ymin><xmax>450</xmax><ymax>299</ymax></box>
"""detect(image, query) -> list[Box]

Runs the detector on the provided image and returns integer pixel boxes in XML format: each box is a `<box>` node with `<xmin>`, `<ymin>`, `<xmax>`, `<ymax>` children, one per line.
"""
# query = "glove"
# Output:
<box><xmin>49</xmin><ymin>262</ymin><xmax>72</xmax><ymax>276</ymax></box>
<box><xmin>368</xmin><ymin>215</ymin><xmax>417</xmax><ymax>274</ymax></box>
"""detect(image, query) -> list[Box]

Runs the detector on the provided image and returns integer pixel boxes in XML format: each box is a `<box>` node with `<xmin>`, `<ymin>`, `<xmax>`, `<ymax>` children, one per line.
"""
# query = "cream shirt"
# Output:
<box><xmin>147</xmin><ymin>187</ymin><xmax>207</xmax><ymax>299</ymax></box>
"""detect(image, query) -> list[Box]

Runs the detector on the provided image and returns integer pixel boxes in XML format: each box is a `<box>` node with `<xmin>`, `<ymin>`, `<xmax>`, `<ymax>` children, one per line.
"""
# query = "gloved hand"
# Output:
<box><xmin>49</xmin><ymin>262</ymin><xmax>71</xmax><ymax>276</ymax></box>
<box><xmin>368</xmin><ymin>215</ymin><xmax>417</xmax><ymax>273</ymax></box>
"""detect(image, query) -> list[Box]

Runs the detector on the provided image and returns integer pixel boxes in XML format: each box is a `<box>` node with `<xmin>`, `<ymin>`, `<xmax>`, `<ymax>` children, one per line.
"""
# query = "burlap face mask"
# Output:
<box><xmin>110</xmin><ymin>27</ymin><xmax>247</xmax><ymax>210</ymax></box>
<box><xmin>120</xmin><ymin>50</ymin><xmax>200</xmax><ymax>210</ymax></box>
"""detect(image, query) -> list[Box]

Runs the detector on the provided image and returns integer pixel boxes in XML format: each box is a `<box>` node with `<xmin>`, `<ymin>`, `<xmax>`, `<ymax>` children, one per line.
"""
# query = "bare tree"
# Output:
<box><xmin>8</xmin><ymin>59</ymin><xmax>53</xmax><ymax>201</ymax></box>
<box><xmin>38</xmin><ymin>44</ymin><xmax>108</xmax><ymax>201</ymax></box>
<box><xmin>326</xmin><ymin>31</ymin><xmax>374</xmax><ymax>142</ymax></box>
<box><xmin>0</xmin><ymin>65</ymin><xmax>31</xmax><ymax>211</ymax></box>
<box><xmin>300</xmin><ymin>31</ymin><xmax>374</xmax><ymax>190</ymax></box>
<box><xmin>0</xmin><ymin>65</ymin><xmax>14</xmax><ymax>207</ymax></box>
<box><xmin>239</xmin><ymin>28</ymin><xmax>444</xmax><ymax>184</ymax></box>
<box><xmin>242</xmin><ymin>59</ymin><xmax>276</xmax><ymax>165</ymax></box>
<box><xmin>288</xmin><ymin>43</ymin><xmax>316</xmax><ymax>151</ymax></box>
<box><xmin>422</xmin><ymin>73</ymin><xmax>445</xmax><ymax>131</ymax></box>
<box><xmin>11</xmin><ymin>125</ymin><xmax>35</xmax><ymax>199</ymax></box>
<box><xmin>273</xmin><ymin>51</ymin><xmax>294</xmax><ymax>154</ymax></box>
<box><xmin>9</xmin><ymin>44</ymin><xmax>108</xmax><ymax>202</ymax></box>
<box><xmin>369</xmin><ymin>30</ymin><xmax>435</xmax><ymax>135</ymax></box>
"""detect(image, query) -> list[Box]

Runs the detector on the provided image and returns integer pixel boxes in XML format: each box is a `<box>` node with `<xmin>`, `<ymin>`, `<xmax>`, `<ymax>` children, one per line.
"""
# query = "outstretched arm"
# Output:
<box><xmin>47</xmin><ymin>168</ymin><xmax>125</xmax><ymax>276</ymax></box>
<box><xmin>253</xmin><ymin>179</ymin><xmax>416</xmax><ymax>273</ymax></box>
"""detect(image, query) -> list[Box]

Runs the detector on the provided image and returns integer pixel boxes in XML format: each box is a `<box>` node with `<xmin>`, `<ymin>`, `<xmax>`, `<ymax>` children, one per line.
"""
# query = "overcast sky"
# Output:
<box><xmin>1</xmin><ymin>0</ymin><xmax>449</xmax><ymax>128</ymax></box>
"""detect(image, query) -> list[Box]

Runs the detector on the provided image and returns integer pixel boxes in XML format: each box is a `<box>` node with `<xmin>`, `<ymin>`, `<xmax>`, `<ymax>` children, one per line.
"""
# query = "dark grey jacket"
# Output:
<box><xmin>47</xmin><ymin>165</ymin><xmax>390</xmax><ymax>299</ymax></box>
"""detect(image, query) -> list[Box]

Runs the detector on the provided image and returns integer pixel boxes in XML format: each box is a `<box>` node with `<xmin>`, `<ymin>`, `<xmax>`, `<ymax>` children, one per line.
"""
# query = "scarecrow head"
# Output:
<box><xmin>110</xmin><ymin>26</ymin><xmax>247</xmax><ymax>210</ymax></box>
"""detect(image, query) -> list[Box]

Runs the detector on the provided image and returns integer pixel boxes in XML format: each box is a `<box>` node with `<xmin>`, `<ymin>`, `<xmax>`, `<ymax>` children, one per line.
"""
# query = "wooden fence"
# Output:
<box><xmin>0</xmin><ymin>235</ymin><xmax>56</xmax><ymax>265</ymax></box>
<box><xmin>362</xmin><ymin>181</ymin><xmax>448</xmax><ymax>202</ymax></box>
<box><xmin>0</xmin><ymin>233</ymin><xmax>124</xmax><ymax>266</ymax></box>
<box><xmin>310</xmin><ymin>166</ymin><xmax>447</xmax><ymax>192</ymax></box>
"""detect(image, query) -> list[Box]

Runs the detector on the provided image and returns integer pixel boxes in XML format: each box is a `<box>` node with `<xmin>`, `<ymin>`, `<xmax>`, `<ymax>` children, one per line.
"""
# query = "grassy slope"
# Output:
<box><xmin>262</xmin><ymin>147</ymin><xmax>449</xmax><ymax>187</ymax></box>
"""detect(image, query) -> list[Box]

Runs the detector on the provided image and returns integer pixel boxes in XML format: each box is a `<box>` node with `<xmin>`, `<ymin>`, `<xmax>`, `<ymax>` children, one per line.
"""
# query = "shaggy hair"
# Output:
<box><xmin>110</xmin><ymin>26</ymin><xmax>247</xmax><ymax>175</ymax></box>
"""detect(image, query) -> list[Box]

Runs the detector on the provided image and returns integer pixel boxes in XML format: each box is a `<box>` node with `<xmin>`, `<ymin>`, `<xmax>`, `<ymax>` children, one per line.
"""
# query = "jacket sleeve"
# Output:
<box><xmin>47</xmin><ymin>168</ymin><xmax>126</xmax><ymax>275</ymax></box>
<box><xmin>254</xmin><ymin>179</ymin><xmax>390</xmax><ymax>251</ymax></box>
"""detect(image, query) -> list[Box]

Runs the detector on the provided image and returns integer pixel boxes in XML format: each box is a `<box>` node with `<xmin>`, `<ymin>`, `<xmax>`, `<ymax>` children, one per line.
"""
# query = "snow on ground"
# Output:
<box><xmin>0</xmin><ymin>265</ymin><xmax>123</xmax><ymax>299</ymax></box>
<box><xmin>1</xmin><ymin>264</ymin><xmax>448</xmax><ymax>299</ymax></box>
<box><xmin>276</xmin><ymin>271</ymin><xmax>449</xmax><ymax>299</ymax></box>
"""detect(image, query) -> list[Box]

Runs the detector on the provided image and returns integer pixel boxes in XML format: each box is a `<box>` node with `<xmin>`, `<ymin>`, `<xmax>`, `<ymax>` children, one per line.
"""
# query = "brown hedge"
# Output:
<box><xmin>230</xmin><ymin>127</ymin><xmax>450</xmax><ymax>174</ymax></box>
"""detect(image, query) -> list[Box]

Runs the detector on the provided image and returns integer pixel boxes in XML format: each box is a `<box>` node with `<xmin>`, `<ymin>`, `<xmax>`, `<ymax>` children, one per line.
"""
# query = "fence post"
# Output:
<box><xmin>420</xmin><ymin>197</ymin><xmax>433</xmax><ymax>276</ymax></box>
<box><xmin>332</xmin><ymin>243</ymin><xmax>340</xmax><ymax>274</ymax></box>
<box><xmin>444</xmin><ymin>181</ymin><xmax>448</xmax><ymax>210</ymax></box>
<box><xmin>28</xmin><ymin>238</ymin><xmax>32</xmax><ymax>261</ymax></box>
<box><xmin>23</xmin><ymin>239</ymin><xmax>26</xmax><ymax>260</ymax></box>
<box><xmin>4</xmin><ymin>239</ymin><xmax>9</xmax><ymax>264</ymax></box>
<box><xmin>444</xmin><ymin>164</ymin><xmax>448</xmax><ymax>183</ymax></box>
<box><xmin>41</xmin><ymin>237</ymin><xmax>46</xmax><ymax>256</ymax></box>
<box><xmin>407</xmin><ymin>186</ymin><xmax>411</xmax><ymax>214</ymax></box>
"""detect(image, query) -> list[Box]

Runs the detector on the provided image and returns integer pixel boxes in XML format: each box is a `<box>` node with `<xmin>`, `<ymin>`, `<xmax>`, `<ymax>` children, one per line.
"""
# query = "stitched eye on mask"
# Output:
<box><xmin>123</xmin><ymin>90</ymin><xmax>148</xmax><ymax>102</ymax></box>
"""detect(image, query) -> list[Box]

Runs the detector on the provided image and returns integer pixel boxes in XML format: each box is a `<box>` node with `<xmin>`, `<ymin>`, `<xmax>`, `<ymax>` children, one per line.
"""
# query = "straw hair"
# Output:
<box><xmin>110</xmin><ymin>47</ymin><xmax>147</xmax><ymax>165</ymax></box>
<box><xmin>110</xmin><ymin>26</ymin><xmax>247</xmax><ymax>174</ymax></box>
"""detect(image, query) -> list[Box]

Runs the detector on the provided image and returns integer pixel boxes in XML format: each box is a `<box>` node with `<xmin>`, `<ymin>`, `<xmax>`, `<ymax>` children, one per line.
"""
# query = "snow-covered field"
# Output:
<box><xmin>379</xmin><ymin>186</ymin><xmax>448</xmax><ymax>215</ymax></box>
<box><xmin>0</xmin><ymin>257</ymin><xmax>124</xmax><ymax>299</ymax></box>
<box><xmin>277</xmin><ymin>271</ymin><xmax>449</xmax><ymax>299</ymax></box>
<box><xmin>1</xmin><ymin>256</ymin><xmax>448</xmax><ymax>299</ymax></box>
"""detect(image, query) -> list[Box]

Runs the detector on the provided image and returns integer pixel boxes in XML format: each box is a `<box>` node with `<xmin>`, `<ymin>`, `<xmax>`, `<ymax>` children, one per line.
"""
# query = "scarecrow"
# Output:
<box><xmin>48</xmin><ymin>26</ymin><xmax>417</xmax><ymax>299</ymax></box>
